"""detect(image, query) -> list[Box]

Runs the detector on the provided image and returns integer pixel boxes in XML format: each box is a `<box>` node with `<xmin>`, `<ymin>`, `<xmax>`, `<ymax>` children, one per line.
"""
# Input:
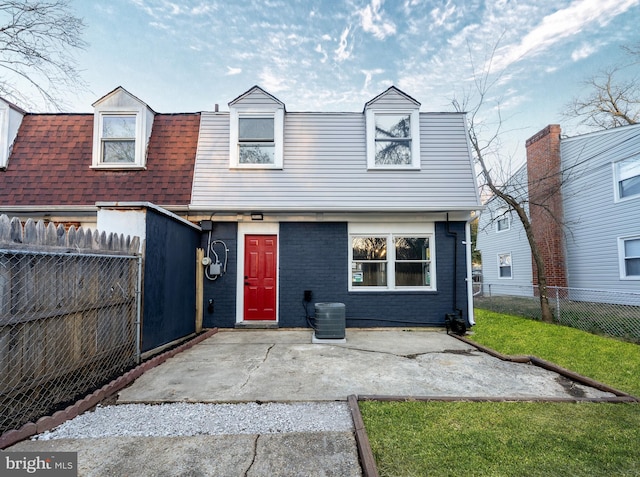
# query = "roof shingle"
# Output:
<box><xmin>0</xmin><ymin>113</ymin><xmax>200</xmax><ymax>206</ymax></box>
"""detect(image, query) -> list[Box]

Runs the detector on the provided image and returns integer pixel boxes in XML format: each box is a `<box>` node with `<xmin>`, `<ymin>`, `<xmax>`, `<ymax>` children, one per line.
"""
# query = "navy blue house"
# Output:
<box><xmin>190</xmin><ymin>86</ymin><xmax>481</xmax><ymax>329</ymax></box>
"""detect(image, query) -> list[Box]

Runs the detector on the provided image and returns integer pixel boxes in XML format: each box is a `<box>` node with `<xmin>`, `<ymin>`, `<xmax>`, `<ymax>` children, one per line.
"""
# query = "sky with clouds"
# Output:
<box><xmin>63</xmin><ymin>0</ymin><xmax>640</xmax><ymax>164</ymax></box>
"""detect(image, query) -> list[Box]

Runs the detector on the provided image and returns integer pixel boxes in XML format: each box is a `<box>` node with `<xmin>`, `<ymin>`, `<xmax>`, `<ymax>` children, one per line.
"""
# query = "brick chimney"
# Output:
<box><xmin>525</xmin><ymin>125</ymin><xmax>567</xmax><ymax>288</ymax></box>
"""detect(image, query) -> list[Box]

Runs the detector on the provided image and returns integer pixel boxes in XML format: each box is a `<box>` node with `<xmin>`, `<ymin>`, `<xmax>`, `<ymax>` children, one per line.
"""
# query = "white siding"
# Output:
<box><xmin>561</xmin><ymin>124</ymin><xmax>640</xmax><ymax>294</ymax></box>
<box><xmin>476</xmin><ymin>167</ymin><xmax>534</xmax><ymax>296</ymax></box>
<box><xmin>190</xmin><ymin>111</ymin><xmax>480</xmax><ymax>212</ymax></box>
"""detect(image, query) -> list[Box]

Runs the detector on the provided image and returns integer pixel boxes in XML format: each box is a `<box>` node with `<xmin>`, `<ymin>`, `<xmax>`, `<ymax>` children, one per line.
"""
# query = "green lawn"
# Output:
<box><xmin>471</xmin><ymin>309</ymin><xmax>640</xmax><ymax>397</ymax></box>
<box><xmin>359</xmin><ymin>310</ymin><xmax>640</xmax><ymax>477</ymax></box>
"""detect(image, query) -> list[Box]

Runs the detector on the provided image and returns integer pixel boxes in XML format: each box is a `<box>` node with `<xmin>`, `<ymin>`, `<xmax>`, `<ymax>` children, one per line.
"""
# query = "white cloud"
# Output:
<box><xmin>571</xmin><ymin>43</ymin><xmax>596</xmax><ymax>61</ymax></box>
<box><xmin>334</xmin><ymin>26</ymin><xmax>353</xmax><ymax>62</ymax></box>
<box><xmin>492</xmin><ymin>0</ymin><xmax>640</xmax><ymax>72</ymax></box>
<box><xmin>315</xmin><ymin>44</ymin><xmax>328</xmax><ymax>63</ymax></box>
<box><xmin>359</xmin><ymin>0</ymin><xmax>396</xmax><ymax>40</ymax></box>
<box><xmin>361</xmin><ymin>68</ymin><xmax>385</xmax><ymax>89</ymax></box>
<box><xmin>430</xmin><ymin>1</ymin><xmax>457</xmax><ymax>29</ymax></box>
<box><xmin>259</xmin><ymin>68</ymin><xmax>287</xmax><ymax>93</ymax></box>
<box><xmin>226</xmin><ymin>66</ymin><xmax>242</xmax><ymax>76</ymax></box>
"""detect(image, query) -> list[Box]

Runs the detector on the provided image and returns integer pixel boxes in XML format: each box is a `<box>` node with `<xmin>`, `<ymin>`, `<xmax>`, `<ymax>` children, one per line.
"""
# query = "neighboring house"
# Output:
<box><xmin>0</xmin><ymin>87</ymin><xmax>200</xmax><ymax>227</ymax></box>
<box><xmin>189</xmin><ymin>85</ymin><xmax>481</xmax><ymax>328</ymax></box>
<box><xmin>477</xmin><ymin>166</ymin><xmax>534</xmax><ymax>296</ymax></box>
<box><xmin>477</xmin><ymin>123</ymin><xmax>640</xmax><ymax>302</ymax></box>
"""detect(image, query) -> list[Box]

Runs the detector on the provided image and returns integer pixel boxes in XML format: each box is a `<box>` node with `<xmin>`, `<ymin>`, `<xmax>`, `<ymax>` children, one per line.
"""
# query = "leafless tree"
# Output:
<box><xmin>0</xmin><ymin>0</ymin><xmax>86</xmax><ymax>110</ymax></box>
<box><xmin>563</xmin><ymin>44</ymin><xmax>640</xmax><ymax>129</ymax></box>
<box><xmin>453</xmin><ymin>39</ymin><xmax>563</xmax><ymax>323</ymax></box>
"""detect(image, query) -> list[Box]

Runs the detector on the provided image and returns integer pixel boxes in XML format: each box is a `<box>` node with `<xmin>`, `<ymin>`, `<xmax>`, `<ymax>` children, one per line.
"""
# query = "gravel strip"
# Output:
<box><xmin>36</xmin><ymin>402</ymin><xmax>353</xmax><ymax>440</ymax></box>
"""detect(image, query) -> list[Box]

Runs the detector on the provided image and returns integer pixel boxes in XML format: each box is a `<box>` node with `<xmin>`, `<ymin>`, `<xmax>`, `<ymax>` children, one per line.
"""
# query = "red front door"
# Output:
<box><xmin>244</xmin><ymin>235</ymin><xmax>277</xmax><ymax>320</ymax></box>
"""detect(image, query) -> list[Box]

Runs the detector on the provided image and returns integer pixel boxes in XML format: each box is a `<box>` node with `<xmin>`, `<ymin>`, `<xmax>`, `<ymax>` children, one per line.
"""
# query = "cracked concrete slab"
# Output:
<box><xmin>8</xmin><ymin>432</ymin><xmax>361</xmax><ymax>477</ymax></box>
<box><xmin>118</xmin><ymin>329</ymin><xmax>615</xmax><ymax>403</ymax></box>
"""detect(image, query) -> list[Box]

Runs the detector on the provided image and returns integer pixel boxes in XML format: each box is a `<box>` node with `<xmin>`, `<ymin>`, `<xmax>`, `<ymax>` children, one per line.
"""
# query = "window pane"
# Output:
<box><xmin>103</xmin><ymin>116</ymin><xmax>135</xmax><ymax>138</ymax></box>
<box><xmin>352</xmin><ymin>262</ymin><xmax>387</xmax><ymax>286</ymax></box>
<box><xmin>396</xmin><ymin>262</ymin><xmax>430</xmax><ymax>286</ymax></box>
<box><xmin>239</xmin><ymin>144</ymin><xmax>275</xmax><ymax>164</ymax></box>
<box><xmin>352</xmin><ymin>237</ymin><xmax>387</xmax><ymax>260</ymax></box>
<box><xmin>102</xmin><ymin>140</ymin><xmax>135</xmax><ymax>163</ymax></box>
<box><xmin>626</xmin><ymin>258</ymin><xmax>640</xmax><ymax>276</ymax></box>
<box><xmin>499</xmin><ymin>266</ymin><xmax>512</xmax><ymax>278</ymax></box>
<box><xmin>625</xmin><ymin>239</ymin><xmax>640</xmax><ymax>257</ymax></box>
<box><xmin>375</xmin><ymin>114</ymin><xmax>410</xmax><ymax>139</ymax></box>
<box><xmin>620</xmin><ymin>175</ymin><xmax>640</xmax><ymax>198</ymax></box>
<box><xmin>239</xmin><ymin>118</ymin><xmax>274</xmax><ymax>141</ymax></box>
<box><xmin>395</xmin><ymin>237</ymin><xmax>429</xmax><ymax>260</ymax></box>
<box><xmin>617</xmin><ymin>156</ymin><xmax>640</xmax><ymax>181</ymax></box>
<box><xmin>375</xmin><ymin>140</ymin><xmax>411</xmax><ymax>165</ymax></box>
<box><xmin>497</xmin><ymin>217</ymin><xmax>509</xmax><ymax>231</ymax></box>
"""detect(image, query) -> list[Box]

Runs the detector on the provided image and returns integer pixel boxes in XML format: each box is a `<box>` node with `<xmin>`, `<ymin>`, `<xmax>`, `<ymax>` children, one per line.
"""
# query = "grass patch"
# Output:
<box><xmin>360</xmin><ymin>309</ymin><xmax>640</xmax><ymax>476</ymax></box>
<box><xmin>471</xmin><ymin>309</ymin><xmax>640</xmax><ymax>397</ymax></box>
<box><xmin>360</xmin><ymin>401</ymin><xmax>640</xmax><ymax>477</ymax></box>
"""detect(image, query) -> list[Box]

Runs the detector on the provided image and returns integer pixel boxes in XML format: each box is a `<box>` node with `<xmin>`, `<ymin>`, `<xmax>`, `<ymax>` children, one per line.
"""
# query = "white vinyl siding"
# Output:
<box><xmin>476</xmin><ymin>167</ymin><xmax>533</xmax><ymax>296</ymax></box>
<box><xmin>561</xmin><ymin>124</ymin><xmax>640</xmax><ymax>294</ymax></box>
<box><xmin>191</xmin><ymin>112</ymin><xmax>479</xmax><ymax>211</ymax></box>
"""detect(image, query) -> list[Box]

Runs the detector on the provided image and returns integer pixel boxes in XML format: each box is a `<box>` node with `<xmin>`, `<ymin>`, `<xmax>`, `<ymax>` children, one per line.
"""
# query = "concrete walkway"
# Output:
<box><xmin>6</xmin><ymin>329</ymin><xmax>617</xmax><ymax>476</ymax></box>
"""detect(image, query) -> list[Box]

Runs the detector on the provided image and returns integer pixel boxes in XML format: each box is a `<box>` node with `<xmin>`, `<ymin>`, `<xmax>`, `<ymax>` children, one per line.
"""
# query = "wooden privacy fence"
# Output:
<box><xmin>0</xmin><ymin>215</ymin><xmax>141</xmax><ymax>434</ymax></box>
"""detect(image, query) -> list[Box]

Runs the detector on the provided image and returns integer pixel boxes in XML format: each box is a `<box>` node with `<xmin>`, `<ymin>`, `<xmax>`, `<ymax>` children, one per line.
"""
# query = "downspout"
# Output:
<box><xmin>445</xmin><ymin>214</ymin><xmax>462</xmax><ymax>320</ymax></box>
<box><xmin>464</xmin><ymin>220</ymin><xmax>475</xmax><ymax>326</ymax></box>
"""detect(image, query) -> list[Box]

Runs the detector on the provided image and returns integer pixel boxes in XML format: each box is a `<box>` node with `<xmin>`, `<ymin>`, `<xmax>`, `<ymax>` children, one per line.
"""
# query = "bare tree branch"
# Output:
<box><xmin>0</xmin><ymin>0</ymin><xmax>87</xmax><ymax>111</ymax></box>
<box><xmin>563</xmin><ymin>45</ymin><xmax>640</xmax><ymax>130</ymax></box>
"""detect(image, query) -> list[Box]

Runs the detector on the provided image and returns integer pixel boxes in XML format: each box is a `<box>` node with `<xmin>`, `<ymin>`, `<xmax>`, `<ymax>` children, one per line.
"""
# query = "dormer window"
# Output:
<box><xmin>101</xmin><ymin>114</ymin><xmax>136</xmax><ymax>163</ymax></box>
<box><xmin>91</xmin><ymin>87</ymin><xmax>154</xmax><ymax>169</ymax></box>
<box><xmin>229</xmin><ymin>86</ymin><xmax>284</xmax><ymax>169</ymax></box>
<box><xmin>364</xmin><ymin>87</ymin><xmax>421</xmax><ymax>170</ymax></box>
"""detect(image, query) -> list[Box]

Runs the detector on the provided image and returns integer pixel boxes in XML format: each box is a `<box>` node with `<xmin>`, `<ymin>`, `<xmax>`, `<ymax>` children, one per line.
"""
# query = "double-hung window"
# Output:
<box><xmin>365</xmin><ymin>109</ymin><xmax>420</xmax><ymax>169</ymax></box>
<box><xmin>498</xmin><ymin>253</ymin><xmax>512</xmax><ymax>278</ymax></box>
<box><xmin>350</xmin><ymin>224</ymin><xmax>435</xmax><ymax>290</ymax></box>
<box><xmin>495</xmin><ymin>208</ymin><xmax>510</xmax><ymax>232</ymax></box>
<box><xmin>615</xmin><ymin>155</ymin><xmax>640</xmax><ymax>200</ymax></box>
<box><xmin>238</xmin><ymin>116</ymin><xmax>275</xmax><ymax>164</ymax></box>
<box><xmin>229</xmin><ymin>107</ymin><xmax>284</xmax><ymax>169</ymax></box>
<box><xmin>100</xmin><ymin>115</ymin><xmax>136</xmax><ymax>163</ymax></box>
<box><xmin>619</xmin><ymin>237</ymin><xmax>640</xmax><ymax>279</ymax></box>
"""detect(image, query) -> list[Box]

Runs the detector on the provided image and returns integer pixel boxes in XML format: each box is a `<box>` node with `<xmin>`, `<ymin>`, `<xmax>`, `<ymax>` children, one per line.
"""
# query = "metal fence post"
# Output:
<box><xmin>135</xmin><ymin>254</ymin><xmax>143</xmax><ymax>364</ymax></box>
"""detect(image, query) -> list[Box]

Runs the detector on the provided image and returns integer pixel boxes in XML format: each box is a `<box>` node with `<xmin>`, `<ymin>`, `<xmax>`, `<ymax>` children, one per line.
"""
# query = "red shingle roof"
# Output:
<box><xmin>0</xmin><ymin>113</ymin><xmax>200</xmax><ymax>206</ymax></box>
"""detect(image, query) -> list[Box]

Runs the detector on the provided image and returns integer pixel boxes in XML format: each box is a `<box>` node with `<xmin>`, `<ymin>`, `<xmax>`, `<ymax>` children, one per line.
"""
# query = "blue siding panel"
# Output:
<box><xmin>278</xmin><ymin>221</ymin><xmax>468</xmax><ymax>327</ymax></box>
<box><xmin>202</xmin><ymin>222</ymin><xmax>238</xmax><ymax>328</ymax></box>
<box><xmin>142</xmin><ymin>209</ymin><xmax>201</xmax><ymax>351</ymax></box>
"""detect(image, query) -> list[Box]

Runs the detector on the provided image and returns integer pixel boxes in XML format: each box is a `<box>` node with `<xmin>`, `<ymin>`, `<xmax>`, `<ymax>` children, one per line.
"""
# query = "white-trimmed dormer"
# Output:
<box><xmin>91</xmin><ymin>87</ymin><xmax>155</xmax><ymax>169</ymax></box>
<box><xmin>364</xmin><ymin>86</ymin><xmax>421</xmax><ymax>170</ymax></box>
<box><xmin>228</xmin><ymin>86</ymin><xmax>285</xmax><ymax>169</ymax></box>
<box><xmin>0</xmin><ymin>98</ymin><xmax>25</xmax><ymax>170</ymax></box>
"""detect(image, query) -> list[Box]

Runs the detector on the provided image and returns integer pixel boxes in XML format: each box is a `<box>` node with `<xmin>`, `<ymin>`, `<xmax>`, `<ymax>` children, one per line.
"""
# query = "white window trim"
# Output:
<box><xmin>365</xmin><ymin>109</ymin><xmax>420</xmax><ymax>170</ymax></box>
<box><xmin>348</xmin><ymin>222</ymin><xmax>436</xmax><ymax>291</ymax></box>
<box><xmin>495</xmin><ymin>208</ymin><xmax>511</xmax><ymax>233</ymax></box>
<box><xmin>497</xmin><ymin>252</ymin><xmax>513</xmax><ymax>279</ymax></box>
<box><xmin>618</xmin><ymin>235</ymin><xmax>640</xmax><ymax>280</ymax></box>
<box><xmin>230</xmin><ymin>108</ymin><xmax>284</xmax><ymax>169</ymax></box>
<box><xmin>92</xmin><ymin>108</ymin><xmax>148</xmax><ymax>169</ymax></box>
<box><xmin>613</xmin><ymin>155</ymin><xmax>640</xmax><ymax>202</ymax></box>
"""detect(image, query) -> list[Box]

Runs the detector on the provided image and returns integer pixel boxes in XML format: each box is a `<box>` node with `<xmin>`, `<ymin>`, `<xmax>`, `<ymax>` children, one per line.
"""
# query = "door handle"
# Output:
<box><xmin>245</xmin><ymin>282</ymin><xmax>250</xmax><ymax>286</ymax></box>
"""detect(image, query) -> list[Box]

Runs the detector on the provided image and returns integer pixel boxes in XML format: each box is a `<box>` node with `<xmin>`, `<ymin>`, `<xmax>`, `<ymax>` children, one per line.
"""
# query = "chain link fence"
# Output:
<box><xmin>474</xmin><ymin>283</ymin><xmax>640</xmax><ymax>343</ymax></box>
<box><xmin>1</xmin><ymin>217</ymin><xmax>141</xmax><ymax>434</ymax></box>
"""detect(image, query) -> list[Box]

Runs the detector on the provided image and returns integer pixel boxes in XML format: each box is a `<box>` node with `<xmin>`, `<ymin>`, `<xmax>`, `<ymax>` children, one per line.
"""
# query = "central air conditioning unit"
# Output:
<box><xmin>313</xmin><ymin>302</ymin><xmax>346</xmax><ymax>343</ymax></box>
